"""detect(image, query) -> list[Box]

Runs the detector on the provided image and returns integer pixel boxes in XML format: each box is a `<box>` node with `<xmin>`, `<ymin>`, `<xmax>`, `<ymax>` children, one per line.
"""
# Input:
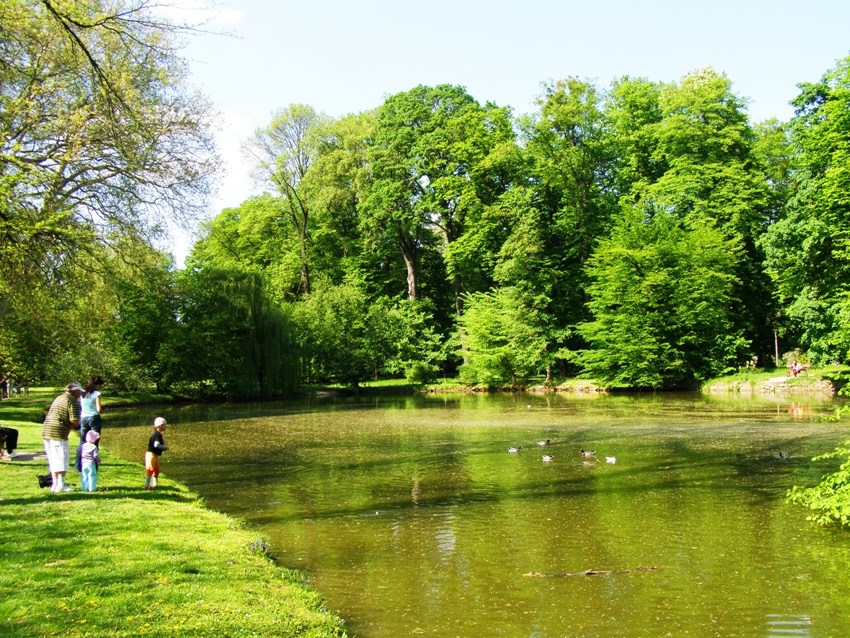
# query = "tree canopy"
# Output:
<box><xmin>4</xmin><ymin>9</ymin><xmax>850</xmax><ymax>402</ymax></box>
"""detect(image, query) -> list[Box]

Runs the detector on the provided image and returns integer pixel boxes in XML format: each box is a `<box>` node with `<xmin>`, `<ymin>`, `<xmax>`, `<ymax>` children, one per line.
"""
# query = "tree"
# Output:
<box><xmin>191</xmin><ymin>194</ymin><xmax>304</xmax><ymax>302</ymax></box>
<box><xmin>0</xmin><ymin>0</ymin><xmax>219</xmax><ymax>377</ymax></box>
<box><xmin>290</xmin><ymin>276</ymin><xmax>396</xmax><ymax>386</ymax></box>
<box><xmin>244</xmin><ymin>104</ymin><xmax>328</xmax><ymax>295</ymax></box>
<box><xmin>612</xmin><ymin>69</ymin><xmax>775</xmax><ymax>362</ymax></box>
<box><xmin>363</xmin><ymin>84</ymin><xmax>516</xmax><ymax>310</ymax></box>
<box><xmin>459</xmin><ymin>287</ymin><xmax>551</xmax><ymax>388</ymax></box>
<box><xmin>161</xmin><ymin>267</ymin><xmax>297</xmax><ymax>398</ymax></box>
<box><xmin>761</xmin><ymin>55</ymin><xmax>850</xmax><ymax>363</ymax></box>
<box><xmin>578</xmin><ymin>207</ymin><xmax>746</xmax><ymax>388</ymax></box>
<box><xmin>303</xmin><ymin>111</ymin><xmax>376</xmax><ymax>285</ymax></box>
<box><xmin>521</xmin><ymin>78</ymin><xmax>619</xmax><ymax>357</ymax></box>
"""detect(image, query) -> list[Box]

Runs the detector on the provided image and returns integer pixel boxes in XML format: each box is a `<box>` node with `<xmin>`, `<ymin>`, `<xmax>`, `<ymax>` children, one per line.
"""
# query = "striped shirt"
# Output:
<box><xmin>42</xmin><ymin>392</ymin><xmax>81</xmax><ymax>441</ymax></box>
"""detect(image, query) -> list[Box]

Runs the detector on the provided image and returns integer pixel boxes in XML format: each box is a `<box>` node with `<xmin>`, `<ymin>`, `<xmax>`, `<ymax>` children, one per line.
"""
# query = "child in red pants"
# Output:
<box><xmin>144</xmin><ymin>417</ymin><xmax>168</xmax><ymax>489</ymax></box>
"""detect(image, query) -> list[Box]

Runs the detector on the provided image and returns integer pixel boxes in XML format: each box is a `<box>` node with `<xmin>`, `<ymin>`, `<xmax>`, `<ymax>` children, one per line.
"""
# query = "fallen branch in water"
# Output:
<box><xmin>523</xmin><ymin>566</ymin><xmax>658</xmax><ymax>578</ymax></box>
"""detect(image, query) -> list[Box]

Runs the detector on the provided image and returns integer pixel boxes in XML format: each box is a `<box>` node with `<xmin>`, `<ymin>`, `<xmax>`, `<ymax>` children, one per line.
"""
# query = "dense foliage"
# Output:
<box><xmin>3</xmin><ymin>3</ymin><xmax>850</xmax><ymax>401</ymax></box>
<box><xmin>0</xmin><ymin>0</ymin><xmax>218</xmax><ymax>388</ymax></box>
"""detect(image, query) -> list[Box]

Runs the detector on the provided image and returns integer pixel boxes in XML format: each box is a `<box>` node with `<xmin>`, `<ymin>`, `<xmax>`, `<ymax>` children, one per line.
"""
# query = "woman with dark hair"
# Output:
<box><xmin>79</xmin><ymin>376</ymin><xmax>104</xmax><ymax>445</ymax></box>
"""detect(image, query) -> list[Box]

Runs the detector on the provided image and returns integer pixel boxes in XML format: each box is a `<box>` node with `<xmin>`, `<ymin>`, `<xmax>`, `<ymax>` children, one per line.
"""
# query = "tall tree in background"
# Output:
<box><xmin>244</xmin><ymin>104</ymin><xmax>328</xmax><ymax>295</ymax></box>
<box><xmin>363</xmin><ymin>84</ymin><xmax>516</xmax><ymax>312</ymax></box>
<box><xmin>520</xmin><ymin>78</ymin><xmax>619</xmax><ymax>360</ymax></box>
<box><xmin>191</xmin><ymin>194</ymin><xmax>303</xmax><ymax>302</ymax></box>
<box><xmin>643</xmin><ymin>69</ymin><xmax>774</xmax><ymax>359</ymax></box>
<box><xmin>761</xmin><ymin>55</ymin><xmax>850</xmax><ymax>363</ymax></box>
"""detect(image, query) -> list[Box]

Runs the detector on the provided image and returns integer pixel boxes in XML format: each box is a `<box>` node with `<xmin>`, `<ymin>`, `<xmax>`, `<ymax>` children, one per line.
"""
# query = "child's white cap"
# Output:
<box><xmin>153</xmin><ymin>417</ymin><xmax>167</xmax><ymax>427</ymax></box>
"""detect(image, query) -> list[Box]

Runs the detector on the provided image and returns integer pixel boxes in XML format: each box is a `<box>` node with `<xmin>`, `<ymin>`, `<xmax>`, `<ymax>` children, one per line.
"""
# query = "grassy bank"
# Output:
<box><xmin>0</xmin><ymin>389</ymin><xmax>347</xmax><ymax>638</ymax></box>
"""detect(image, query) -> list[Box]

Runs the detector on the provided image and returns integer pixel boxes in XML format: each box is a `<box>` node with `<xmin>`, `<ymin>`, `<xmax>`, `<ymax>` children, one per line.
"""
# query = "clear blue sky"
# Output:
<box><xmin>166</xmin><ymin>0</ymin><xmax>850</xmax><ymax>261</ymax></box>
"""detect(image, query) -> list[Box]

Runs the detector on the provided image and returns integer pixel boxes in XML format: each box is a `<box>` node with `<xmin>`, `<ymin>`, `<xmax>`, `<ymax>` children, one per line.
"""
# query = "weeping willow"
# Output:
<box><xmin>172</xmin><ymin>268</ymin><xmax>299</xmax><ymax>398</ymax></box>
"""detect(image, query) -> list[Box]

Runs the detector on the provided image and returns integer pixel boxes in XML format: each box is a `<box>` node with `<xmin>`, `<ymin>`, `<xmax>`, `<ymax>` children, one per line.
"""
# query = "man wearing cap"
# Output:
<box><xmin>42</xmin><ymin>382</ymin><xmax>84</xmax><ymax>493</ymax></box>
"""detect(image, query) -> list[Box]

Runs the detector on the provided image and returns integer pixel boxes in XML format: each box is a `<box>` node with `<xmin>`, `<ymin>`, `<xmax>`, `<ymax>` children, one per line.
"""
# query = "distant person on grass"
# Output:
<box><xmin>144</xmin><ymin>417</ymin><xmax>168</xmax><ymax>490</ymax></box>
<box><xmin>43</xmin><ymin>382</ymin><xmax>84</xmax><ymax>493</ymax></box>
<box><xmin>80</xmin><ymin>430</ymin><xmax>101</xmax><ymax>492</ymax></box>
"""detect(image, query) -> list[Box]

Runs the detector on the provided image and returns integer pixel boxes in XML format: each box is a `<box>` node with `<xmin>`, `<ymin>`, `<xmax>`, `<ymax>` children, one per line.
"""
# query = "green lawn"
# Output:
<box><xmin>0</xmin><ymin>389</ymin><xmax>347</xmax><ymax>638</ymax></box>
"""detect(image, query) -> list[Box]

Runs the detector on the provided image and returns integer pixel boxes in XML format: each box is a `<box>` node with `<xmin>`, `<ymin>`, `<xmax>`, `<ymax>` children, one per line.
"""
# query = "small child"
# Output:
<box><xmin>144</xmin><ymin>417</ymin><xmax>168</xmax><ymax>490</ymax></box>
<box><xmin>80</xmin><ymin>430</ymin><xmax>101</xmax><ymax>492</ymax></box>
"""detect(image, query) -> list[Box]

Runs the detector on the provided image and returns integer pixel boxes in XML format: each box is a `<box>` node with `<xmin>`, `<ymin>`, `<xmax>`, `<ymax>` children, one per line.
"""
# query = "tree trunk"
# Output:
<box><xmin>400</xmin><ymin>235</ymin><xmax>417</xmax><ymax>300</ymax></box>
<box><xmin>453</xmin><ymin>270</ymin><xmax>469</xmax><ymax>365</ymax></box>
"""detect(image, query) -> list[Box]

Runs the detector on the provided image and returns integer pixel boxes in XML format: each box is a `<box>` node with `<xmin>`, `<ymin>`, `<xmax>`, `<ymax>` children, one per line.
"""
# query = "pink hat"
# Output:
<box><xmin>86</xmin><ymin>430</ymin><xmax>100</xmax><ymax>443</ymax></box>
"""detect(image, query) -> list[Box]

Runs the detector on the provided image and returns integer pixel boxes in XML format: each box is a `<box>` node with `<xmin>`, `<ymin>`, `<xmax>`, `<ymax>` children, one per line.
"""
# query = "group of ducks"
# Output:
<box><xmin>507</xmin><ymin>440</ymin><xmax>617</xmax><ymax>465</ymax></box>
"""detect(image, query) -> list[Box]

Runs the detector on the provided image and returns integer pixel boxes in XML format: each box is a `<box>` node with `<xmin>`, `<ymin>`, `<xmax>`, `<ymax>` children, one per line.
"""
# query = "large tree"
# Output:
<box><xmin>612</xmin><ymin>69</ymin><xmax>775</xmax><ymax>361</ymax></box>
<box><xmin>244</xmin><ymin>104</ymin><xmax>328</xmax><ymax>295</ymax></box>
<box><xmin>363</xmin><ymin>84</ymin><xmax>516</xmax><ymax>312</ymax></box>
<box><xmin>0</xmin><ymin>0</ymin><xmax>219</xmax><ymax>376</ymax></box>
<box><xmin>578</xmin><ymin>207</ymin><xmax>746</xmax><ymax>388</ymax></box>
<box><xmin>761</xmin><ymin>55</ymin><xmax>850</xmax><ymax>363</ymax></box>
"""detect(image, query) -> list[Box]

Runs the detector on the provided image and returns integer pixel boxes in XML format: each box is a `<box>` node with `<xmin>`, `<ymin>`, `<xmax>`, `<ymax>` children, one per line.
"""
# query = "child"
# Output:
<box><xmin>144</xmin><ymin>417</ymin><xmax>168</xmax><ymax>490</ymax></box>
<box><xmin>80</xmin><ymin>430</ymin><xmax>101</xmax><ymax>492</ymax></box>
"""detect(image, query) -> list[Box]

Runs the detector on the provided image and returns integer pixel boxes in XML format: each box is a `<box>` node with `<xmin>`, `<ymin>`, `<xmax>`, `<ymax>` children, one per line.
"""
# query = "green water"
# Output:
<box><xmin>106</xmin><ymin>392</ymin><xmax>850</xmax><ymax>637</ymax></box>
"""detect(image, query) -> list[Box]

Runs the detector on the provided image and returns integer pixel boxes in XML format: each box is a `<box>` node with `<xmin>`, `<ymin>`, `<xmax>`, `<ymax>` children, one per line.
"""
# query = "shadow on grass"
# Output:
<box><xmin>1</xmin><ymin>485</ymin><xmax>195</xmax><ymax>507</ymax></box>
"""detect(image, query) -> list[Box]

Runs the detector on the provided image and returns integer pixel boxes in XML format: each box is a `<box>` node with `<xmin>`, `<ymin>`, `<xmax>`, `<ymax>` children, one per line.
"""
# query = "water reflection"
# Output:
<box><xmin>105</xmin><ymin>392</ymin><xmax>850</xmax><ymax>637</ymax></box>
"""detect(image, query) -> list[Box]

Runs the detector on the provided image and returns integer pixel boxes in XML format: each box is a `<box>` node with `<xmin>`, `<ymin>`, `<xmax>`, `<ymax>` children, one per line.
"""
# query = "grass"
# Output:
<box><xmin>0</xmin><ymin>389</ymin><xmax>347</xmax><ymax>638</ymax></box>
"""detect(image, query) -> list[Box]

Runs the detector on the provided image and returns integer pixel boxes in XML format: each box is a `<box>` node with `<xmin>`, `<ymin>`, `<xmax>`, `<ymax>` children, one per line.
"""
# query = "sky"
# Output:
<box><xmin>164</xmin><ymin>0</ymin><xmax>850</xmax><ymax>263</ymax></box>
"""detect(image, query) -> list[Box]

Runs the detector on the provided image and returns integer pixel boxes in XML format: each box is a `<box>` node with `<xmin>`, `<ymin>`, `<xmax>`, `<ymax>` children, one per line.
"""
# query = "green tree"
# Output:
<box><xmin>244</xmin><ymin>104</ymin><xmax>329</xmax><ymax>295</ymax></box>
<box><xmin>521</xmin><ymin>78</ymin><xmax>619</xmax><ymax>361</ymax></box>
<box><xmin>459</xmin><ymin>287</ymin><xmax>551</xmax><ymax>388</ymax></box>
<box><xmin>163</xmin><ymin>268</ymin><xmax>297</xmax><ymax>398</ymax></box>
<box><xmin>761</xmin><ymin>55</ymin><xmax>850</xmax><ymax>363</ymax></box>
<box><xmin>363</xmin><ymin>84</ymin><xmax>516</xmax><ymax>312</ymax></box>
<box><xmin>578</xmin><ymin>207</ymin><xmax>745</xmax><ymax>388</ymax></box>
<box><xmin>303</xmin><ymin>111</ymin><xmax>376</xmax><ymax>286</ymax></box>
<box><xmin>191</xmin><ymin>194</ymin><xmax>303</xmax><ymax>302</ymax></box>
<box><xmin>608</xmin><ymin>69</ymin><xmax>775</xmax><ymax>363</ymax></box>
<box><xmin>0</xmin><ymin>0</ymin><xmax>218</xmax><ymax>378</ymax></box>
<box><xmin>290</xmin><ymin>277</ymin><xmax>395</xmax><ymax>386</ymax></box>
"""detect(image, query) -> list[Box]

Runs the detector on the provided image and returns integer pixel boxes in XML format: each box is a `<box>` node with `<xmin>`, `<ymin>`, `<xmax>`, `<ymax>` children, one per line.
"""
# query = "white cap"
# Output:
<box><xmin>153</xmin><ymin>417</ymin><xmax>167</xmax><ymax>427</ymax></box>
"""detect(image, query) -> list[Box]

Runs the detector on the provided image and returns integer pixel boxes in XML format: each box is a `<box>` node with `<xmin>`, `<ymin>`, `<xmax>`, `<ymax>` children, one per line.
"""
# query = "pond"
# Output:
<box><xmin>105</xmin><ymin>392</ymin><xmax>850</xmax><ymax>637</ymax></box>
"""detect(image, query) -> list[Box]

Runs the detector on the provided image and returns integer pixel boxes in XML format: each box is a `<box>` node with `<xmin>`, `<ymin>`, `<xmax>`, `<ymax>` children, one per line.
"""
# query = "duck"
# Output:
<box><xmin>776</xmin><ymin>451</ymin><xmax>788</xmax><ymax>461</ymax></box>
<box><xmin>508</xmin><ymin>446</ymin><xmax>522</xmax><ymax>453</ymax></box>
<box><xmin>537</xmin><ymin>439</ymin><xmax>551</xmax><ymax>447</ymax></box>
<box><xmin>605</xmin><ymin>456</ymin><xmax>616</xmax><ymax>464</ymax></box>
<box><xmin>542</xmin><ymin>454</ymin><xmax>554</xmax><ymax>462</ymax></box>
<box><xmin>580</xmin><ymin>449</ymin><xmax>596</xmax><ymax>458</ymax></box>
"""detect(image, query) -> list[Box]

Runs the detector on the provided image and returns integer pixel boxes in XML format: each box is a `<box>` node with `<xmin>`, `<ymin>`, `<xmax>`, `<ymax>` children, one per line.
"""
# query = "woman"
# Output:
<box><xmin>79</xmin><ymin>376</ymin><xmax>104</xmax><ymax>445</ymax></box>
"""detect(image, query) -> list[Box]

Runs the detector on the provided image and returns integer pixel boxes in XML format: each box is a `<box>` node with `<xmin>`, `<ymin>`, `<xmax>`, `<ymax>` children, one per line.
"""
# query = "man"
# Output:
<box><xmin>42</xmin><ymin>382</ymin><xmax>84</xmax><ymax>493</ymax></box>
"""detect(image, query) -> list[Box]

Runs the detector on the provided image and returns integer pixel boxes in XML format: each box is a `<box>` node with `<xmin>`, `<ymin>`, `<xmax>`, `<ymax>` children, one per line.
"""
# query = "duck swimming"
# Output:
<box><xmin>508</xmin><ymin>446</ymin><xmax>522</xmax><ymax>453</ymax></box>
<box><xmin>537</xmin><ymin>439</ymin><xmax>551</xmax><ymax>447</ymax></box>
<box><xmin>542</xmin><ymin>454</ymin><xmax>554</xmax><ymax>462</ymax></box>
<box><xmin>580</xmin><ymin>449</ymin><xmax>596</xmax><ymax>457</ymax></box>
